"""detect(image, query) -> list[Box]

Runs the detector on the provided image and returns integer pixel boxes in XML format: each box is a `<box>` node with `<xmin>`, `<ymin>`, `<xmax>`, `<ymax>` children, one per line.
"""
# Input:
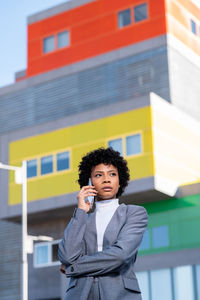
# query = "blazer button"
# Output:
<box><xmin>71</xmin><ymin>266</ymin><xmax>74</xmax><ymax>272</ymax></box>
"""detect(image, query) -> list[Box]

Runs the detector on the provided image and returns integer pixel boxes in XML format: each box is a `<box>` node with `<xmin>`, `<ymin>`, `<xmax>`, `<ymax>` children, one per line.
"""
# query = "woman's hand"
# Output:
<box><xmin>60</xmin><ymin>264</ymin><xmax>66</xmax><ymax>274</ymax></box>
<box><xmin>77</xmin><ymin>185</ymin><xmax>97</xmax><ymax>213</ymax></box>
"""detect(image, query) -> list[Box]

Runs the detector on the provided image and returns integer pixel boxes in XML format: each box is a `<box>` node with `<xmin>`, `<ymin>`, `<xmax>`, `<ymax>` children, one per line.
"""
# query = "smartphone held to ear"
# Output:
<box><xmin>86</xmin><ymin>178</ymin><xmax>94</xmax><ymax>205</ymax></box>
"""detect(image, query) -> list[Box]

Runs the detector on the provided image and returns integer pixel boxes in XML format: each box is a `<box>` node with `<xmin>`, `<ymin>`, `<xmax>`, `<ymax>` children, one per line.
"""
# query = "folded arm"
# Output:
<box><xmin>58</xmin><ymin>208</ymin><xmax>87</xmax><ymax>266</ymax></box>
<box><xmin>63</xmin><ymin>206</ymin><xmax>148</xmax><ymax>277</ymax></box>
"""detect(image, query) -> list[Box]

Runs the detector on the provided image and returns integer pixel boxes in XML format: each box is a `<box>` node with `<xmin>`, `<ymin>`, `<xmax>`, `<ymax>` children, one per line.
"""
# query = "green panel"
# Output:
<box><xmin>139</xmin><ymin>193</ymin><xmax>200</xmax><ymax>256</ymax></box>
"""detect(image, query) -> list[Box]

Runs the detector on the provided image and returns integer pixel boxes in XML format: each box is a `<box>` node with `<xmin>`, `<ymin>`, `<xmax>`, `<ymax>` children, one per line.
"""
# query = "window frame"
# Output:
<box><xmin>33</xmin><ymin>239</ymin><xmax>61</xmax><ymax>268</ymax></box>
<box><xmin>117</xmin><ymin>8</ymin><xmax>132</xmax><ymax>29</ymax></box>
<box><xmin>57</xmin><ymin>30</ymin><xmax>70</xmax><ymax>49</ymax></box>
<box><xmin>117</xmin><ymin>2</ymin><xmax>148</xmax><ymax>29</ymax></box>
<box><xmin>43</xmin><ymin>35</ymin><xmax>55</xmax><ymax>54</ymax></box>
<box><xmin>107</xmin><ymin>131</ymin><xmax>143</xmax><ymax>158</ymax></box>
<box><xmin>43</xmin><ymin>29</ymin><xmax>70</xmax><ymax>55</ymax></box>
<box><xmin>191</xmin><ymin>19</ymin><xmax>197</xmax><ymax>35</ymax></box>
<box><xmin>26</xmin><ymin>148</ymin><xmax>71</xmax><ymax>181</ymax></box>
<box><xmin>133</xmin><ymin>3</ymin><xmax>148</xmax><ymax>24</ymax></box>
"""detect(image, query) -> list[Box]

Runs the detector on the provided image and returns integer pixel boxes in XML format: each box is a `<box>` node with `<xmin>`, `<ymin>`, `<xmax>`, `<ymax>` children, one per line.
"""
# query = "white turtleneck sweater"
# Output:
<box><xmin>95</xmin><ymin>198</ymin><xmax>119</xmax><ymax>251</ymax></box>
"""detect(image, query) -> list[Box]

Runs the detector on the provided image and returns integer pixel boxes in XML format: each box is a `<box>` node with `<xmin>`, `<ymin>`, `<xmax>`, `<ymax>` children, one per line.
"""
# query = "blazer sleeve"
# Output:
<box><xmin>58</xmin><ymin>208</ymin><xmax>88</xmax><ymax>266</ymax></box>
<box><xmin>64</xmin><ymin>205</ymin><xmax>148</xmax><ymax>277</ymax></box>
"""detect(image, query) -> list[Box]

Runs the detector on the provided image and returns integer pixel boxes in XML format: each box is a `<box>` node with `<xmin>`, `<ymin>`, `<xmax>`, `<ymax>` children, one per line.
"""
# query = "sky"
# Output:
<box><xmin>0</xmin><ymin>0</ymin><xmax>70</xmax><ymax>88</ymax></box>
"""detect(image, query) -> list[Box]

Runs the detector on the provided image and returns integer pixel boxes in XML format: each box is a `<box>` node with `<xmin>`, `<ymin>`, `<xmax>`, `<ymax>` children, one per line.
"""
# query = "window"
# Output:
<box><xmin>151</xmin><ymin>269</ymin><xmax>173</xmax><ymax>300</ymax></box>
<box><xmin>57</xmin><ymin>151</ymin><xmax>70</xmax><ymax>171</ymax></box>
<box><xmin>126</xmin><ymin>134</ymin><xmax>142</xmax><ymax>156</ymax></box>
<box><xmin>108</xmin><ymin>133</ymin><xmax>142</xmax><ymax>157</ymax></box>
<box><xmin>108</xmin><ymin>138</ymin><xmax>123</xmax><ymax>156</ymax></box>
<box><xmin>136</xmin><ymin>271</ymin><xmax>149</xmax><ymax>300</ymax></box>
<box><xmin>139</xmin><ymin>229</ymin><xmax>150</xmax><ymax>250</ymax></box>
<box><xmin>41</xmin><ymin>155</ymin><xmax>53</xmax><ymax>175</ymax></box>
<box><xmin>34</xmin><ymin>244</ymin><xmax>49</xmax><ymax>266</ymax></box>
<box><xmin>152</xmin><ymin>225</ymin><xmax>169</xmax><ymax>248</ymax></box>
<box><xmin>43</xmin><ymin>35</ymin><xmax>55</xmax><ymax>53</ymax></box>
<box><xmin>34</xmin><ymin>241</ymin><xmax>60</xmax><ymax>267</ymax></box>
<box><xmin>191</xmin><ymin>20</ymin><xmax>197</xmax><ymax>34</ymax></box>
<box><xmin>57</xmin><ymin>31</ymin><xmax>69</xmax><ymax>49</ymax></box>
<box><xmin>118</xmin><ymin>9</ymin><xmax>131</xmax><ymax>28</ymax></box>
<box><xmin>137</xmin><ymin>265</ymin><xmax>198</xmax><ymax>300</ymax></box>
<box><xmin>134</xmin><ymin>3</ymin><xmax>148</xmax><ymax>23</ymax></box>
<box><xmin>27</xmin><ymin>159</ymin><xmax>37</xmax><ymax>178</ymax></box>
<box><xmin>174</xmin><ymin>265</ymin><xmax>195</xmax><ymax>300</ymax></box>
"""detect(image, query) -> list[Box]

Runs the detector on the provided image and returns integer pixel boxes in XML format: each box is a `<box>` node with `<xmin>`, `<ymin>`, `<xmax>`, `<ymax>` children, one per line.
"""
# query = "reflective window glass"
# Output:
<box><xmin>35</xmin><ymin>244</ymin><xmax>49</xmax><ymax>265</ymax></box>
<box><xmin>136</xmin><ymin>271</ymin><xmax>149</xmax><ymax>300</ymax></box>
<box><xmin>27</xmin><ymin>159</ymin><xmax>37</xmax><ymax>178</ymax></box>
<box><xmin>43</xmin><ymin>35</ymin><xmax>55</xmax><ymax>53</ymax></box>
<box><xmin>139</xmin><ymin>229</ymin><xmax>150</xmax><ymax>250</ymax></box>
<box><xmin>41</xmin><ymin>155</ymin><xmax>53</xmax><ymax>175</ymax></box>
<box><xmin>134</xmin><ymin>3</ymin><xmax>148</xmax><ymax>23</ymax></box>
<box><xmin>57</xmin><ymin>151</ymin><xmax>70</xmax><ymax>171</ymax></box>
<box><xmin>108</xmin><ymin>138</ymin><xmax>123</xmax><ymax>156</ymax></box>
<box><xmin>152</xmin><ymin>225</ymin><xmax>169</xmax><ymax>248</ymax></box>
<box><xmin>57</xmin><ymin>30</ymin><xmax>69</xmax><ymax>48</ymax></box>
<box><xmin>118</xmin><ymin>9</ymin><xmax>131</xmax><ymax>28</ymax></box>
<box><xmin>126</xmin><ymin>134</ymin><xmax>142</xmax><ymax>156</ymax></box>
<box><xmin>174</xmin><ymin>265</ymin><xmax>194</xmax><ymax>300</ymax></box>
<box><xmin>191</xmin><ymin>20</ymin><xmax>196</xmax><ymax>34</ymax></box>
<box><xmin>151</xmin><ymin>269</ymin><xmax>173</xmax><ymax>300</ymax></box>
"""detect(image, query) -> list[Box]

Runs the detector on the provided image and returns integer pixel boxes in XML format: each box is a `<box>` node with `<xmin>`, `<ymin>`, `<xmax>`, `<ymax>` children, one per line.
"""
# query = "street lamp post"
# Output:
<box><xmin>0</xmin><ymin>160</ymin><xmax>28</xmax><ymax>300</ymax></box>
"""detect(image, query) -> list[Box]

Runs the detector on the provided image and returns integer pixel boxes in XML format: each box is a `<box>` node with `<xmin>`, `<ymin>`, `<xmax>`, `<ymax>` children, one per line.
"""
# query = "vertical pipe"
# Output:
<box><xmin>22</xmin><ymin>160</ymin><xmax>28</xmax><ymax>300</ymax></box>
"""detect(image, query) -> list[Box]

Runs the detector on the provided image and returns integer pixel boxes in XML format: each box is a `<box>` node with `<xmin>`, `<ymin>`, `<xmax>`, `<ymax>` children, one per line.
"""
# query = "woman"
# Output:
<box><xmin>58</xmin><ymin>147</ymin><xmax>148</xmax><ymax>300</ymax></box>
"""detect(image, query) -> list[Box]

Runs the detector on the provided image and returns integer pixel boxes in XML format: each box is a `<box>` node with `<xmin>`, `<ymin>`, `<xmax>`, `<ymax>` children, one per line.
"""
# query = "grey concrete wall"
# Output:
<box><xmin>28</xmin><ymin>218</ymin><xmax>70</xmax><ymax>300</ymax></box>
<box><xmin>168</xmin><ymin>46</ymin><xmax>200</xmax><ymax>121</ymax></box>
<box><xmin>0</xmin><ymin>220</ymin><xmax>21</xmax><ymax>300</ymax></box>
<box><xmin>0</xmin><ymin>45</ymin><xmax>169</xmax><ymax>135</ymax></box>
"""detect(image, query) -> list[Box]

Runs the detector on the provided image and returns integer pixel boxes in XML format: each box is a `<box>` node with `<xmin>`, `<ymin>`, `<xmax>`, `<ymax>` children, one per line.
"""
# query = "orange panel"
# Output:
<box><xmin>166</xmin><ymin>0</ymin><xmax>200</xmax><ymax>56</ymax></box>
<box><xmin>27</xmin><ymin>0</ymin><xmax>166</xmax><ymax>77</ymax></box>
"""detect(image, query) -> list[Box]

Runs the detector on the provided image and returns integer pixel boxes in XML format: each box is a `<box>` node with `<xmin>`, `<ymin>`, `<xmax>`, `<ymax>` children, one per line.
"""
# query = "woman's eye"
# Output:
<box><xmin>95</xmin><ymin>174</ymin><xmax>101</xmax><ymax>177</ymax></box>
<box><xmin>110</xmin><ymin>173</ymin><xmax>116</xmax><ymax>176</ymax></box>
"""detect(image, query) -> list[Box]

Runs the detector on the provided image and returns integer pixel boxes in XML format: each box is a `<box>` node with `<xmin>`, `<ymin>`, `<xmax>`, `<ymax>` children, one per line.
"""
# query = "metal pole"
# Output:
<box><xmin>22</xmin><ymin>160</ymin><xmax>28</xmax><ymax>300</ymax></box>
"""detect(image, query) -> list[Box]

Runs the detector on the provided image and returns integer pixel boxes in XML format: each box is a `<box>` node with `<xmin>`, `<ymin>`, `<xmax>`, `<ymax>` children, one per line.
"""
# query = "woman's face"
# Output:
<box><xmin>91</xmin><ymin>163</ymin><xmax>120</xmax><ymax>201</ymax></box>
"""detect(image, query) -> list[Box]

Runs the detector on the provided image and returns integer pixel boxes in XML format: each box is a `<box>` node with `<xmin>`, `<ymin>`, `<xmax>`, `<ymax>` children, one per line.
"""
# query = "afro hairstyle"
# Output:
<box><xmin>78</xmin><ymin>147</ymin><xmax>130</xmax><ymax>197</ymax></box>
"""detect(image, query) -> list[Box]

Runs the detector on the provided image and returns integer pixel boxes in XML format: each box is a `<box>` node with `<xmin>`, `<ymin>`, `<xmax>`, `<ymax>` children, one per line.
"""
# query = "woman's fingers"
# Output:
<box><xmin>77</xmin><ymin>185</ymin><xmax>97</xmax><ymax>212</ymax></box>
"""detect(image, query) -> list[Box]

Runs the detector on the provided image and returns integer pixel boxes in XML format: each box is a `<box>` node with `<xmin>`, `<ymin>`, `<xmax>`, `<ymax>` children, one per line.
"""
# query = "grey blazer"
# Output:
<box><xmin>58</xmin><ymin>203</ymin><xmax>148</xmax><ymax>300</ymax></box>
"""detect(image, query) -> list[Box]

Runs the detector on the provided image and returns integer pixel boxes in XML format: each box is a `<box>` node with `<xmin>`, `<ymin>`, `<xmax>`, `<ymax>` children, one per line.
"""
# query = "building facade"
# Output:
<box><xmin>0</xmin><ymin>0</ymin><xmax>200</xmax><ymax>299</ymax></box>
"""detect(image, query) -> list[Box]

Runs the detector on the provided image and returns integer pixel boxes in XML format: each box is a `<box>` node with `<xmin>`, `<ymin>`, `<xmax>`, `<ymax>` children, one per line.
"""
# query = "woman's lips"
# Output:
<box><xmin>102</xmin><ymin>187</ymin><xmax>112</xmax><ymax>191</ymax></box>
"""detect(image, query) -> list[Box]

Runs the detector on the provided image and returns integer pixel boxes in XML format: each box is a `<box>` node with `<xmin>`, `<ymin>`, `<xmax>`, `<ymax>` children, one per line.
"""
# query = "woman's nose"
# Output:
<box><xmin>103</xmin><ymin>176</ymin><xmax>111</xmax><ymax>183</ymax></box>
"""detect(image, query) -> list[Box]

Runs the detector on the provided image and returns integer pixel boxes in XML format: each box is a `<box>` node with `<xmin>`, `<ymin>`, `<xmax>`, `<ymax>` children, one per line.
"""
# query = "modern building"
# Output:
<box><xmin>0</xmin><ymin>0</ymin><xmax>200</xmax><ymax>299</ymax></box>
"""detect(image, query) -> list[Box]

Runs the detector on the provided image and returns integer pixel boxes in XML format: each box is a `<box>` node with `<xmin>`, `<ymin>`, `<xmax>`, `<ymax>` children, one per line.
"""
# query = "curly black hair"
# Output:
<box><xmin>78</xmin><ymin>147</ymin><xmax>130</xmax><ymax>197</ymax></box>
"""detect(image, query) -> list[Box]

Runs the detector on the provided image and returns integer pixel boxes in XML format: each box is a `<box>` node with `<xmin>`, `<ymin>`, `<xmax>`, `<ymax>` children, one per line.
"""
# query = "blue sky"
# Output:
<box><xmin>0</xmin><ymin>0</ymin><xmax>70</xmax><ymax>88</ymax></box>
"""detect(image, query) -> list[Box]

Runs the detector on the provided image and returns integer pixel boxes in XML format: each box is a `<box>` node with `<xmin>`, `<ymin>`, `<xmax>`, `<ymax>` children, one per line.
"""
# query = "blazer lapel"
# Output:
<box><xmin>103</xmin><ymin>203</ymin><xmax>127</xmax><ymax>249</ymax></box>
<box><xmin>85</xmin><ymin>211</ymin><xmax>98</xmax><ymax>254</ymax></box>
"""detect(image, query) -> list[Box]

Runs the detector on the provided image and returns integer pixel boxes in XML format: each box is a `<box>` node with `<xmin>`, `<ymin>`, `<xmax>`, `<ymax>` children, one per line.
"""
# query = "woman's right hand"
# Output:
<box><xmin>77</xmin><ymin>185</ymin><xmax>97</xmax><ymax>213</ymax></box>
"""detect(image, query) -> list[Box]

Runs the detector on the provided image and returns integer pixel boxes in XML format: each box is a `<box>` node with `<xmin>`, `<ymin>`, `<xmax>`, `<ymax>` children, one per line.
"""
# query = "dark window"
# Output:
<box><xmin>41</xmin><ymin>155</ymin><xmax>53</xmax><ymax>175</ymax></box>
<box><xmin>43</xmin><ymin>35</ymin><xmax>55</xmax><ymax>53</ymax></box>
<box><xmin>118</xmin><ymin>9</ymin><xmax>131</xmax><ymax>28</ymax></box>
<box><xmin>191</xmin><ymin>20</ymin><xmax>197</xmax><ymax>34</ymax></box>
<box><xmin>134</xmin><ymin>3</ymin><xmax>148</xmax><ymax>23</ymax></box>
<box><xmin>52</xmin><ymin>243</ymin><xmax>59</xmax><ymax>262</ymax></box>
<box><xmin>27</xmin><ymin>159</ymin><xmax>37</xmax><ymax>178</ymax></box>
<box><xmin>56</xmin><ymin>151</ymin><xmax>70</xmax><ymax>171</ymax></box>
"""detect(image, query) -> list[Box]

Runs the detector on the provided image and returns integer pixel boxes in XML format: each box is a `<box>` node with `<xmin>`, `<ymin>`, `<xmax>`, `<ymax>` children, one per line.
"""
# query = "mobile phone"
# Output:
<box><xmin>87</xmin><ymin>178</ymin><xmax>94</xmax><ymax>205</ymax></box>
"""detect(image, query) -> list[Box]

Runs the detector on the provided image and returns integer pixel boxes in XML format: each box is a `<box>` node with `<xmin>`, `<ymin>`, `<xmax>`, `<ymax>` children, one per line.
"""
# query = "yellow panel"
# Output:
<box><xmin>9</xmin><ymin>107</ymin><xmax>153</xmax><ymax>205</ymax></box>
